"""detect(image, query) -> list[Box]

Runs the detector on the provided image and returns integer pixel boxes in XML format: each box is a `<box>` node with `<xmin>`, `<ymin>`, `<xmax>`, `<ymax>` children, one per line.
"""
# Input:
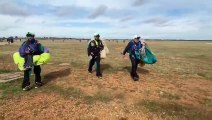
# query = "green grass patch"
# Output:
<box><xmin>44</xmin><ymin>85</ymin><xmax>83</xmax><ymax>99</ymax></box>
<box><xmin>197</xmin><ymin>72</ymin><xmax>212</xmax><ymax>81</ymax></box>
<box><xmin>0</xmin><ymin>80</ymin><xmax>24</xmax><ymax>100</ymax></box>
<box><xmin>137</xmin><ymin>100</ymin><xmax>210</xmax><ymax>120</ymax></box>
<box><xmin>84</xmin><ymin>91</ymin><xmax>113</xmax><ymax>104</ymax></box>
<box><xmin>0</xmin><ymin>69</ymin><xmax>14</xmax><ymax>74</ymax></box>
<box><xmin>107</xmin><ymin>68</ymin><xmax>118</xmax><ymax>73</ymax></box>
<box><xmin>203</xmin><ymin>98</ymin><xmax>212</xmax><ymax>107</ymax></box>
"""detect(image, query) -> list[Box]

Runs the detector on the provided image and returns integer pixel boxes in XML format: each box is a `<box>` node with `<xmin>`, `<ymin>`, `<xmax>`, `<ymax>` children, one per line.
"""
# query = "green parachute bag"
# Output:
<box><xmin>141</xmin><ymin>46</ymin><xmax>157</xmax><ymax>64</ymax></box>
<box><xmin>135</xmin><ymin>45</ymin><xmax>157</xmax><ymax>64</ymax></box>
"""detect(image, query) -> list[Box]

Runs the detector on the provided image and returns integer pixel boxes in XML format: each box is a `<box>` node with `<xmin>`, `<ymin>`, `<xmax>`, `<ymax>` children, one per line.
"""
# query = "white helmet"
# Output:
<box><xmin>94</xmin><ymin>33</ymin><xmax>100</xmax><ymax>37</ymax></box>
<box><xmin>133</xmin><ymin>35</ymin><xmax>140</xmax><ymax>39</ymax></box>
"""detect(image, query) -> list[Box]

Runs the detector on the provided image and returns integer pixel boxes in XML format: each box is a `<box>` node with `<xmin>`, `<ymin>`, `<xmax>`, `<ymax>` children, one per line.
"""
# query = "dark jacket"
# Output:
<box><xmin>19</xmin><ymin>39</ymin><xmax>44</xmax><ymax>57</ymax></box>
<box><xmin>87</xmin><ymin>39</ymin><xmax>104</xmax><ymax>57</ymax></box>
<box><xmin>123</xmin><ymin>40</ymin><xmax>143</xmax><ymax>56</ymax></box>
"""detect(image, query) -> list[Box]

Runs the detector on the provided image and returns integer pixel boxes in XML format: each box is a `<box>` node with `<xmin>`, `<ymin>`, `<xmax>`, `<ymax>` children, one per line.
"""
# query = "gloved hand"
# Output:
<box><xmin>90</xmin><ymin>52</ymin><xmax>98</xmax><ymax>59</ymax></box>
<box><xmin>29</xmin><ymin>48</ymin><xmax>35</xmax><ymax>54</ymax></box>
<box><xmin>25</xmin><ymin>47</ymin><xmax>34</xmax><ymax>55</ymax></box>
<box><xmin>88</xmin><ymin>55</ymin><xmax>92</xmax><ymax>60</ymax></box>
<box><xmin>90</xmin><ymin>52</ymin><xmax>94</xmax><ymax>57</ymax></box>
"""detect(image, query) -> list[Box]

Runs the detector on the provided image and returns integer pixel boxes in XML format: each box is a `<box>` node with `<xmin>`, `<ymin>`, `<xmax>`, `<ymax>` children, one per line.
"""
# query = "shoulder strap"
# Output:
<box><xmin>91</xmin><ymin>40</ymin><xmax>99</xmax><ymax>47</ymax></box>
<box><xmin>94</xmin><ymin>40</ymin><xmax>99</xmax><ymax>46</ymax></box>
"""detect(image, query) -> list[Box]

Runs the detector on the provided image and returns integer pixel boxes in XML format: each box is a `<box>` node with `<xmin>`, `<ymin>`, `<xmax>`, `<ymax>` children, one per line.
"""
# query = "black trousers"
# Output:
<box><xmin>88</xmin><ymin>55</ymin><xmax>101</xmax><ymax>75</ymax></box>
<box><xmin>130</xmin><ymin>55</ymin><xmax>140</xmax><ymax>77</ymax></box>
<box><xmin>22</xmin><ymin>66</ymin><xmax>41</xmax><ymax>88</ymax></box>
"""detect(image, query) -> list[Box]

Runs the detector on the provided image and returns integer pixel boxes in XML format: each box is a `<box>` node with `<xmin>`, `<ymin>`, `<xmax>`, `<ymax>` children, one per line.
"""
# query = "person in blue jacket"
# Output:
<box><xmin>122</xmin><ymin>35</ymin><xmax>145</xmax><ymax>81</ymax></box>
<box><xmin>19</xmin><ymin>32</ymin><xmax>44</xmax><ymax>91</ymax></box>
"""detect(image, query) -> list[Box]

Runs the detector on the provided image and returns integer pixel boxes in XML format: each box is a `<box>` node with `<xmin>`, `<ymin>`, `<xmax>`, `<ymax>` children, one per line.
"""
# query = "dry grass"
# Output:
<box><xmin>0</xmin><ymin>40</ymin><xmax>212</xmax><ymax>119</ymax></box>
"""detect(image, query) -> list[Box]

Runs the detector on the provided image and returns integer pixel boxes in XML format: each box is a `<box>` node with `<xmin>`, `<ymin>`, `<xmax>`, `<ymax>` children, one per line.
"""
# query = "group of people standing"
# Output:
<box><xmin>17</xmin><ymin>32</ymin><xmax>146</xmax><ymax>91</ymax></box>
<box><xmin>87</xmin><ymin>33</ymin><xmax>145</xmax><ymax>81</ymax></box>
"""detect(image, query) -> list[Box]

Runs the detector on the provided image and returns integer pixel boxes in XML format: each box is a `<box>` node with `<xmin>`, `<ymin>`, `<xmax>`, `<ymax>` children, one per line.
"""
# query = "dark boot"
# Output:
<box><xmin>96</xmin><ymin>73</ymin><xmax>102</xmax><ymax>79</ymax></box>
<box><xmin>34</xmin><ymin>66</ymin><xmax>42</xmax><ymax>88</ymax></box>
<box><xmin>134</xmin><ymin>73</ymin><xmax>139</xmax><ymax>81</ymax></box>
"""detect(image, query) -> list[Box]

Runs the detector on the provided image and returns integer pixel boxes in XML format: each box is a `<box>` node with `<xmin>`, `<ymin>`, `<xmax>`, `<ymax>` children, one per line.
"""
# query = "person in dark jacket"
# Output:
<box><xmin>7</xmin><ymin>36</ymin><xmax>14</xmax><ymax>45</ymax></box>
<box><xmin>87</xmin><ymin>33</ymin><xmax>104</xmax><ymax>78</ymax></box>
<box><xmin>122</xmin><ymin>35</ymin><xmax>145</xmax><ymax>81</ymax></box>
<box><xmin>19</xmin><ymin>32</ymin><xmax>44</xmax><ymax>91</ymax></box>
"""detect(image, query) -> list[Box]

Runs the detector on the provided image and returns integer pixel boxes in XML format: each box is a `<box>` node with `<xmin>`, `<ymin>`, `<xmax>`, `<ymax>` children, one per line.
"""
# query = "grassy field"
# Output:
<box><xmin>0</xmin><ymin>40</ymin><xmax>212</xmax><ymax>119</ymax></box>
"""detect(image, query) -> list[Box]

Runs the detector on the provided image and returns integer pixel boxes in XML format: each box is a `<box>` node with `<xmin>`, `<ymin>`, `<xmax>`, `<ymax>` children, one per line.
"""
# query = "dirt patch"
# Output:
<box><xmin>1</xmin><ymin>40</ymin><xmax>212</xmax><ymax>119</ymax></box>
<box><xmin>1</xmin><ymin>71</ymin><xmax>211</xmax><ymax>119</ymax></box>
<box><xmin>51</xmin><ymin>67</ymin><xmax>212</xmax><ymax>111</ymax></box>
<box><xmin>0</xmin><ymin>92</ymin><xmax>149</xmax><ymax>119</ymax></box>
<box><xmin>0</xmin><ymin>65</ymin><xmax>211</xmax><ymax>119</ymax></box>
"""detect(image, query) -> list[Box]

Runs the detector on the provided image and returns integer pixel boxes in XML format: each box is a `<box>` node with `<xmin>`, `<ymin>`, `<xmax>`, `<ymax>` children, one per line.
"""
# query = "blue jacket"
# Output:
<box><xmin>19</xmin><ymin>39</ymin><xmax>44</xmax><ymax>57</ymax></box>
<box><xmin>123</xmin><ymin>40</ymin><xmax>143</xmax><ymax>56</ymax></box>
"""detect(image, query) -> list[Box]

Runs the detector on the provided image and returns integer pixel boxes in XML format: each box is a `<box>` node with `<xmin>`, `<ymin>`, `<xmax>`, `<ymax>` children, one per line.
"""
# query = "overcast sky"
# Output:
<box><xmin>0</xmin><ymin>0</ymin><xmax>212</xmax><ymax>39</ymax></box>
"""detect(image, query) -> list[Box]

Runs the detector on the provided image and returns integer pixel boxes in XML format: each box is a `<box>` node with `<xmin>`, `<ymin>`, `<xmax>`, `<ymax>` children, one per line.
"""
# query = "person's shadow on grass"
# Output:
<box><xmin>101</xmin><ymin>64</ymin><xmax>113</xmax><ymax>73</ymax></box>
<box><xmin>122</xmin><ymin>66</ymin><xmax>149</xmax><ymax>74</ymax></box>
<box><xmin>42</xmin><ymin>68</ymin><xmax>71</xmax><ymax>85</ymax></box>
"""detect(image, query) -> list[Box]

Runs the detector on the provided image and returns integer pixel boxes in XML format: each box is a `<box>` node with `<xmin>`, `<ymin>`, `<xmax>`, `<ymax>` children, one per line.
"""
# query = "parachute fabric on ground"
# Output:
<box><xmin>13</xmin><ymin>52</ymin><xmax>51</xmax><ymax>71</ymax></box>
<box><xmin>141</xmin><ymin>46</ymin><xmax>157</xmax><ymax>64</ymax></box>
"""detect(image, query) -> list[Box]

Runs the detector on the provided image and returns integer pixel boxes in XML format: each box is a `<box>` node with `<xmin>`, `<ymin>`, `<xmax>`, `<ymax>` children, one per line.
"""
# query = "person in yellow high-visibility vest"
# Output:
<box><xmin>87</xmin><ymin>33</ymin><xmax>104</xmax><ymax>78</ymax></box>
